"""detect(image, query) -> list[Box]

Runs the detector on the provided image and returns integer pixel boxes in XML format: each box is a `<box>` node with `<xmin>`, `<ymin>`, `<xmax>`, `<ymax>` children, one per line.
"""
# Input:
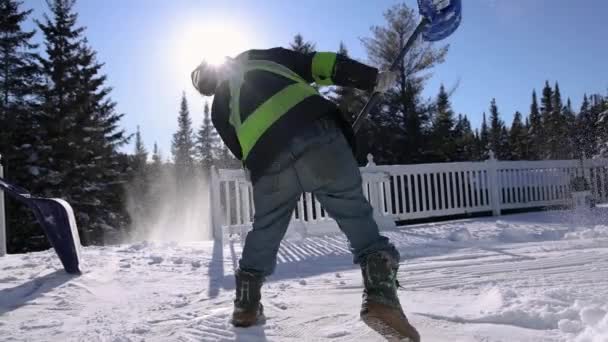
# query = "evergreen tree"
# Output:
<box><xmin>509</xmin><ymin>111</ymin><xmax>528</xmax><ymax>160</ymax></box>
<box><xmin>540</xmin><ymin>81</ymin><xmax>553</xmax><ymax>158</ymax></box>
<box><xmin>576</xmin><ymin>94</ymin><xmax>594</xmax><ymax>158</ymax></box>
<box><xmin>479</xmin><ymin>112</ymin><xmax>490</xmax><ymax>159</ymax></box>
<box><xmin>528</xmin><ymin>90</ymin><xmax>542</xmax><ymax>159</ymax></box>
<box><xmin>488</xmin><ymin>99</ymin><xmax>508</xmax><ymax>159</ymax></box>
<box><xmin>0</xmin><ymin>0</ymin><xmax>44</xmax><ymax>253</ymax></box>
<box><xmin>453</xmin><ymin>114</ymin><xmax>476</xmax><ymax>161</ymax></box>
<box><xmin>171</xmin><ymin>92</ymin><xmax>195</xmax><ymax>177</ymax></box>
<box><xmin>598</xmin><ymin>98</ymin><xmax>608</xmax><ymax>157</ymax></box>
<box><xmin>133</xmin><ymin>125</ymin><xmax>147</xmax><ymax>170</ymax></box>
<box><xmin>500</xmin><ymin>125</ymin><xmax>511</xmax><ymax>160</ymax></box>
<box><xmin>589</xmin><ymin>94</ymin><xmax>607</xmax><ymax>158</ymax></box>
<box><xmin>196</xmin><ymin>101</ymin><xmax>218</xmax><ymax>169</ymax></box>
<box><xmin>152</xmin><ymin>142</ymin><xmax>162</xmax><ymax>168</ymax></box>
<box><xmin>430</xmin><ymin>84</ymin><xmax>456</xmax><ymax>161</ymax></box>
<box><xmin>217</xmin><ymin>142</ymin><xmax>240</xmax><ymax>169</ymax></box>
<box><xmin>546</xmin><ymin>82</ymin><xmax>566</xmax><ymax>158</ymax></box>
<box><xmin>127</xmin><ymin>125</ymin><xmax>148</xmax><ymax>223</ymax></box>
<box><xmin>360</xmin><ymin>2</ymin><xmax>448</xmax><ymax>164</ymax></box>
<box><xmin>289</xmin><ymin>33</ymin><xmax>316</xmax><ymax>54</ymax></box>
<box><xmin>562</xmin><ymin>98</ymin><xmax>577</xmax><ymax>159</ymax></box>
<box><xmin>36</xmin><ymin>0</ymin><xmax>129</xmax><ymax>245</ymax></box>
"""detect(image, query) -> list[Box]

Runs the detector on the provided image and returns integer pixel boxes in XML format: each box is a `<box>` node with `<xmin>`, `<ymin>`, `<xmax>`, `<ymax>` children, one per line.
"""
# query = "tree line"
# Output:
<box><xmin>1</xmin><ymin>0</ymin><xmax>606</xmax><ymax>252</ymax></box>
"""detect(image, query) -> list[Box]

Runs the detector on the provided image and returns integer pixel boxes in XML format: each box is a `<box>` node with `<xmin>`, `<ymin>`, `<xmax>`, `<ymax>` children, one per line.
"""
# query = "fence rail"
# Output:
<box><xmin>209</xmin><ymin>154</ymin><xmax>608</xmax><ymax>243</ymax></box>
<box><xmin>2</xmin><ymin>155</ymin><xmax>607</xmax><ymax>251</ymax></box>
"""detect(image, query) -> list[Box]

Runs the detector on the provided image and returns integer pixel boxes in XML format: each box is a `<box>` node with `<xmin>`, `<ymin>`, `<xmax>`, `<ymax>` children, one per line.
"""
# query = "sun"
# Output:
<box><xmin>172</xmin><ymin>21</ymin><xmax>251</xmax><ymax>86</ymax></box>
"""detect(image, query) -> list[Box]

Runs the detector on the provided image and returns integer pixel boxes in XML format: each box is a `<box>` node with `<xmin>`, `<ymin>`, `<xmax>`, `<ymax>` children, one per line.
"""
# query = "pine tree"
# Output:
<box><xmin>36</xmin><ymin>0</ymin><xmax>129</xmax><ymax>245</ymax></box>
<box><xmin>152</xmin><ymin>142</ymin><xmax>162</xmax><ymax>167</ymax></box>
<box><xmin>479</xmin><ymin>112</ymin><xmax>490</xmax><ymax>159</ymax></box>
<box><xmin>509</xmin><ymin>111</ymin><xmax>528</xmax><ymax>160</ymax></box>
<box><xmin>453</xmin><ymin>114</ymin><xmax>476</xmax><ymax>161</ymax></box>
<box><xmin>528</xmin><ymin>90</ymin><xmax>542</xmax><ymax>159</ymax></box>
<box><xmin>0</xmin><ymin>0</ymin><xmax>44</xmax><ymax>253</ymax></box>
<box><xmin>196</xmin><ymin>101</ymin><xmax>218</xmax><ymax>169</ymax></box>
<box><xmin>217</xmin><ymin>142</ymin><xmax>240</xmax><ymax>169</ymax></box>
<box><xmin>127</xmin><ymin>125</ymin><xmax>148</xmax><ymax>222</ymax></box>
<box><xmin>289</xmin><ymin>33</ymin><xmax>316</xmax><ymax>54</ymax></box>
<box><xmin>360</xmin><ymin>2</ymin><xmax>448</xmax><ymax>164</ymax></box>
<box><xmin>500</xmin><ymin>126</ymin><xmax>511</xmax><ymax>160</ymax></box>
<box><xmin>598</xmin><ymin>98</ymin><xmax>608</xmax><ymax>157</ymax></box>
<box><xmin>430</xmin><ymin>84</ymin><xmax>456</xmax><ymax>161</ymax></box>
<box><xmin>488</xmin><ymin>99</ymin><xmax>508</xmax><ymax>159</ymax></box>
<box><xmin>546</xmin><ymin>82</ymin><xmax>566</xmax><ymax>158</ymax></box>
<box><xmin>562</xmin><ymin>98</ymin><xmax>577</xmax><ymax>159</ymax></box>
<box><xmin>589</xmin><ymin>94</ymin><xmax>607</xmax><ymax>158</ymax></box>
<box><xmin>172</xmin><ymin>92</ymin><xmax>195</xmax><ymax>178</ymax></box>
<box><xmin>133</xmin><ymin>125</ymin><xmax>147</xmax><ymax>171</ymax></box>
<box><xmin>540</xmin><ymin>81</ymin><xmax>553</xmax><ymax>158</ymax></box>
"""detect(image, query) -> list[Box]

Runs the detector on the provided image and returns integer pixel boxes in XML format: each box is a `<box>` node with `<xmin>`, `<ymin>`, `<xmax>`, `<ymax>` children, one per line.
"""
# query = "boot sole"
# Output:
<box><xmin>231</xmin><ymin>314</ymin><xmax>266</xmax><ymax>328</ymax></box>
<box><xmin>361</xmin><ymin>313</ymin><xmax>417</xmax><ymax>342</ymax></box>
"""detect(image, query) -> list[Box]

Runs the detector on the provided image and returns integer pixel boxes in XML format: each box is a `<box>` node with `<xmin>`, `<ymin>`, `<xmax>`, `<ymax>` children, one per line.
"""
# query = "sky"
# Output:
<box><xmin>23</xmin><ymin>0</ymin><xmax>608</xmax><ymax>158</ymax></box>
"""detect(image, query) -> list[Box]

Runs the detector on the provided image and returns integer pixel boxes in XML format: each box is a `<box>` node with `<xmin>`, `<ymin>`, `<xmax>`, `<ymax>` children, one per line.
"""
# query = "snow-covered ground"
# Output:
<box><xmin>2</xmin><ymin>207</ymin><xmax>608</xmax><ymax>342</ymax></box>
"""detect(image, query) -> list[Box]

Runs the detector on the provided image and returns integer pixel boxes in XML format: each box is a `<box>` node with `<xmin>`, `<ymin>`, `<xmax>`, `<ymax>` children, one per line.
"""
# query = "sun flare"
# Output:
<box><xmin>173</xmin><ymin>21</ymin><xmax>251</xmax><ymax>86</ymax></box>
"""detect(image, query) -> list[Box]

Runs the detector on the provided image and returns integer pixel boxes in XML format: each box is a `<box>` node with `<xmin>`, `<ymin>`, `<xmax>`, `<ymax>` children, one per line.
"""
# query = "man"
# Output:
<box><xmin>191</xmin><ymin>47</ymin><xmax>420</xmax><ymax>341</ymax></box>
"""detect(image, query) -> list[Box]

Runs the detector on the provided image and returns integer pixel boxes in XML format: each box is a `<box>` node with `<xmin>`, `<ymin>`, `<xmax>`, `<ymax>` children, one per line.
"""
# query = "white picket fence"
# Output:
<box><xmin>209</xmin><ymin>153</ymin><xmax>608</xmax><ymax>243</ymax></box>
<box><xmin>2</xmin><ymin>155</ymin><xmax>608</xmax><ymax>252</ymax></box>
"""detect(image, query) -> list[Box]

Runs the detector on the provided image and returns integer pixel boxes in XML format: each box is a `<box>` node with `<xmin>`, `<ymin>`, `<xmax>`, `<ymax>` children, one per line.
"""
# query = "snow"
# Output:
<box><xmin>2</xmin><ymin>208</ymin><xmax>608</xmax><ymax>341</ymax></box>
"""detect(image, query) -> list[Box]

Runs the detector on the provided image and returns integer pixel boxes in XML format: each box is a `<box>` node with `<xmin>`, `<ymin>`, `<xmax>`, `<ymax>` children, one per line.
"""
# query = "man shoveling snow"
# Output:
<box><xmin>190</xmin><ymin>3</ymin><xmax>460</xmax><ymax>341</ymax></box>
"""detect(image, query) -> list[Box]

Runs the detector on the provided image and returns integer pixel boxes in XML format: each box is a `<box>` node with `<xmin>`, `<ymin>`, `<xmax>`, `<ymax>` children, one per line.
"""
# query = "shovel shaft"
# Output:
<box><xmin>352</xmin><ymin>17</ymin><xmax>429</xmax><ymax>133</ymax></box>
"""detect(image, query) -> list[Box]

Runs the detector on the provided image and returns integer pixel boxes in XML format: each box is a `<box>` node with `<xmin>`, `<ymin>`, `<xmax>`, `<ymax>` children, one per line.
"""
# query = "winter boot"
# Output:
<box><xmin>231</xmin><ymin>269</ymin><xmax>265</xmax><ymax>327</ymax></box>
<box><xmin>360</xmin><ymin>251</ymin><xmax>420</xmax><ymax>342</ymax></box>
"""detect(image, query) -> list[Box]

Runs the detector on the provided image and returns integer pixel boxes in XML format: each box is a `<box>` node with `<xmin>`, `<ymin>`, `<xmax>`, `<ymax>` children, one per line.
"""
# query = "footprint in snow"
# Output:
<box><xmin>148</xmin><ymin>256</ymin><xmax>163</xmax><ymax>265</ymax></box>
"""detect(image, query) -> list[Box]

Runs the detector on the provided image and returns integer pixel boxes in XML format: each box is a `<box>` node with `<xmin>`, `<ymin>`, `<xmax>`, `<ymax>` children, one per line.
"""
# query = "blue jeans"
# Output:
<box><xmin>239</xmin><ymin>117</ymin><xmax>399</xmax><ymax>276</ymax></box>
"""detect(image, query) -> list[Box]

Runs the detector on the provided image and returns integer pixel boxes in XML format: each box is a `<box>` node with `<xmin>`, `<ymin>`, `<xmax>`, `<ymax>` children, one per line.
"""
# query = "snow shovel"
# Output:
<box><xmin>352</xmin><ymin>0</ymin><xmax>462</xmax><ymax>133</ymax></box>
<box><xmin>0</xmin><ymin>177</ymin><xmax>82</xmax><ymax>274</ymax></box>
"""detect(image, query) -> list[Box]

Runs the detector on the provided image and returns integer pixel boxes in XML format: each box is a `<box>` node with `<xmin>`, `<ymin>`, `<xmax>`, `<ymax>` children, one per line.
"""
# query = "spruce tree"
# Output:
<box><xmin>454</xmin><ymin>114</ymin><xmax>476</xmax><ymax>161</ymax></box>
<box><xmin>509</xmin><ymin>111</ymin><xmax>528</xmax><ymax>160</ymax></box>
<box><xmin>152</xmin><ymin>142</ymin><xmax>162</xmax><ymax>168</ymax></box>
<box><xmin>430</xmin><ymin>84</ymin><xmax>456</xmax><ymax>161</ymax></box>
<box><xmin>500</xmin><ymin>126</ymin><xmax>511</xmax><ymax>160</ymax></box>
<box><xmin>217</xmin><ymin>142</ymin><xmax>240</xmax><ymax>169</ymax></box>
<box><xmin>289</xmin><ymin>33</ymin><xmax>316</xmax><ymax>54</ymax></box>
<box><xmin>488</xmin><ymin>99</ymin><xmax>508</xmax><ymax>159</ymax></box>
<box><xmin>540</xmin><ymin>81</ymin><xmax>553</xmax><ymax>158</ymax></box>
<box><xmin>598</xmin><ymin>98</ymin><xmax>608</xmax><ymax>157</ymax></box>
<box><xmin>528</xmin><ymin>90</ymin><xmax>543</xmax><ymax>159</ymax></box>
<box><xmin>133</xmin><ymin>126</ymin><xmax>147</xmax><ymax>171</ymax></box>
<box><xmin>479</xmin><ymin>112</ymin><xmax>490</xmax><ymax>159</ymax></box>
<box><xmin>576</xmin><ymin>94</ymin><xmax>593</xmax><ymax>158</ymax></box>
<box><xmin>196</xmin><ymin>101</ymin><xmax>218</xmax><ymax>169</ymax></box>
<box><xmin>562</xmin><ymin>98</ymin><xmax>577</xmax><ymax>159</ymax></box>
<box><xmin>127</xmin><ymin>126</ymin><xmax>148</xmax><ymax>223</ymax></box>
<box><xmin>171</xmin><ymin>92</ymin><xmax>196</xmax><ymax>178</ymax></box>
<box><xmin>547</xmin><ymin>82</ymin><xmax>566</xmax><ymax>158</ymax></box>
<box><xmin>36</xmin><ymin>0</ymin><xmax>129</xmax><ymax>245</ymax></box>
<box><xmin>0</xmin><ymin>0</ymin><xmax>44</xmax><ymax>252</ymax></box>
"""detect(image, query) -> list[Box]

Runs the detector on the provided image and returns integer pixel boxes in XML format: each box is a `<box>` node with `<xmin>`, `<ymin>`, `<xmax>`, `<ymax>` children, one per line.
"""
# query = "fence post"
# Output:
<box><xmin>0</xmin><ymin>155</ymin><xmax>6</xmax><ymax>256</ymax></box>
<box><xmin>209</xmin><ymin>165</ymin><xmax>223</xmax><ymax>244</ymax></box>
<box><xmin>363</xmin><ymin>154</ymin><xmax>397</xmax><ymax>230</ymax></box>
<box><xmin>486</xmin><ymin>151</ymin><xmax>501</xmax><ymax>216</ymax></box>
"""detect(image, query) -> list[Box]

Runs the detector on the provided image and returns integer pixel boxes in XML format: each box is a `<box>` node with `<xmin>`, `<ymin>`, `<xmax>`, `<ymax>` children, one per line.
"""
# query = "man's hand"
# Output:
<box><xmin>374</xmin><ymin>70</ymin><xmax>399</xmax><ymax>93</ymax></box>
